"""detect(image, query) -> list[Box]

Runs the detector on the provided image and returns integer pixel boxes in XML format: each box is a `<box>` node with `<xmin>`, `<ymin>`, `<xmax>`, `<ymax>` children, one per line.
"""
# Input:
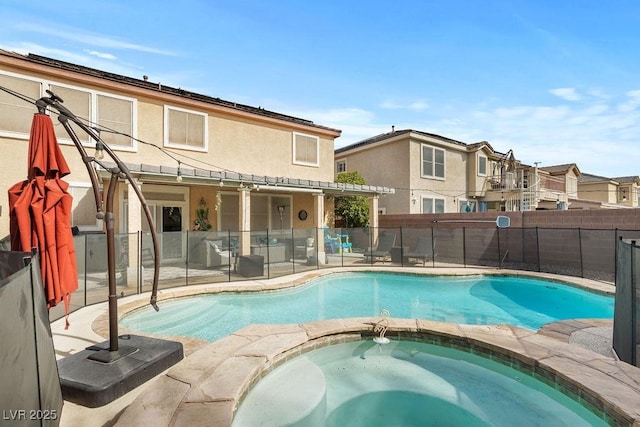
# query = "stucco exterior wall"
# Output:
<box><xmin>579</xmin><ymin>182</ymin><xmax>616</xmax><ymax>204</ymax></box>
<box><xmin>335</xmin><ymin>139</ymin><xmax>409</xmax><ymax>214</ymax></box>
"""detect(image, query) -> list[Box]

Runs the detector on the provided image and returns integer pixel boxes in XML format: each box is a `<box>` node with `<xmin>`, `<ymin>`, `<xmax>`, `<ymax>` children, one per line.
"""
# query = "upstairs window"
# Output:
<box><xmin>0</xmin><ymin>72</ymin><xmax>42</xmax><ymax>136</ymax></box>
<box><xmin>422</xmin><ymin>197</ymin><xmax>445</xmax><ymax>213</ymax></box>
<box><xmin>165</xmin><ymin>106</ymin><xmax>207</xmax><ymax>151</ymax></box>
<box><xmin>478</xmin><ymin>154</ymin><xmax>487</xmax><ymax>176</ymax></box>
<box><xmin>49</xmin><ymin>84</ymin><xmax>92</xmax><ymax>144</ymax></box>
<box><xmin>421</xmin><ymin>144</ymin><xmax>445</xmax><ymax>179</ymax></box>
<box><xmin>566</xmin><ymin>175</ymin><xmax>578</xmax><ymax>198</ymax></box>
<box><xmin>336</xmin><ymin>160</ymin><xmax>346</xmax><ymax>173</ymax></box>
<box><xmin>97</xmin><ymin>94</ymin><xmax>135</xmax><ymax>149</ymax></box>
<box><xmin>293</xmin><ymin>132</ymin><xmax>319</xmax><ymax>166</ymax></box>
<box><xmin>0</xmin><ymin>75</ymin><xmax>136</xmax><ymax>149</ymax></box>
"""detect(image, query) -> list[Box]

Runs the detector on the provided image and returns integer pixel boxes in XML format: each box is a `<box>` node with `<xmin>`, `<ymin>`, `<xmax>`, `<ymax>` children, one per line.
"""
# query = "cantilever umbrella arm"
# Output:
<box><xmin>36</xmin><ymin>92</ymin><xmax>160</xmax><ymax>352</ymax></box>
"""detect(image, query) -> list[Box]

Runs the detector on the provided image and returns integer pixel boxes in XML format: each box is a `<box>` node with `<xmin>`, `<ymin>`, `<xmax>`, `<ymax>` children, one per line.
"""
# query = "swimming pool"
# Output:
<box><xmin>232</xmin><ymin>340</ymin><xmax>608</xmax><ymax>426</ymax></box>
<box><xmin>120</xmin><ymin>272</ymin><xmax>614</xmax><ymax>342</ymax></box>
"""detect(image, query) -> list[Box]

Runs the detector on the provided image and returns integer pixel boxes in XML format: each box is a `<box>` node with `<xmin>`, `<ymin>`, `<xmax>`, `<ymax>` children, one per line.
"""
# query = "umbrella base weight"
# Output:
<box><xmin>57</xmin><ymin>334</ymin><xmax>183</xmax><ymax>407</ymax></box>
<box><xmin>86</xmin><ymin>344</ymin><xmax>138</xmax><ymax>363</ymax></box>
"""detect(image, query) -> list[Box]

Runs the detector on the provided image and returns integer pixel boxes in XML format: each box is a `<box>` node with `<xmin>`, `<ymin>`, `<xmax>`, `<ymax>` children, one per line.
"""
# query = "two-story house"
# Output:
<box><xmin>334</xmin><ymin>129</ymin><xmax>518</xmax><ymax>214</ymax></box>
<box><xmin>0</xmin><ymin>50</ymin><xmax>392</xmax><ymax>263</ymax></box>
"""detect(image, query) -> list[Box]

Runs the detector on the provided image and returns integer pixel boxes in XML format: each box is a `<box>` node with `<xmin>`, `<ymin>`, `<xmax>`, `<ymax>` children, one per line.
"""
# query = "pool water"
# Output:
<box><xmin>232</xmin><ymin>340</ymin><xmax>608</xmax><ymax>426</ymax></box>
<box><xmin>121</xmin><ymin>272</ymin><xmax>614</xmax><ymax>342</ymax></box>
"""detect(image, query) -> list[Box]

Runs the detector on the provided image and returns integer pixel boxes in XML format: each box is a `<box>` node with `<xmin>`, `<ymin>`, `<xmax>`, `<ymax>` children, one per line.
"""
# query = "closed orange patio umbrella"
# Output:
<box><xmin>8</xmin><ymin>113</ymin><xmax>78</xmax><ymax>318</ymax></box>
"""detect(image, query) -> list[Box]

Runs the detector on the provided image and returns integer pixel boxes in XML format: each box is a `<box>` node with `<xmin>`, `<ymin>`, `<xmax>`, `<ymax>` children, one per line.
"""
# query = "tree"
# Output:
<box><xmin>335</xmin><ymin>171</ymin><xmax>369</xmax><ymax>228</ymax></box>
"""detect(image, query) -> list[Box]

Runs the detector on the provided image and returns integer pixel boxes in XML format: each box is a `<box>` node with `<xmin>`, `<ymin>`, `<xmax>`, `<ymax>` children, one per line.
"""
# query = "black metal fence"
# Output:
<box><xmin>613</xmin><ymin>237</ymin><xmax>640</xmax><ymax>367</ymax></box>
<box><xmin>46</xmin><ymin>226</ymin><xmax>638</xmax><ymax>322</ymax></box>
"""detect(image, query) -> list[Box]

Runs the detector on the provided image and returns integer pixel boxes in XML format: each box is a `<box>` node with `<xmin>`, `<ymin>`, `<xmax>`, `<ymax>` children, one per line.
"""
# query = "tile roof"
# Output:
<box><xmin>578</xmin><ymin>173</ymin><xmax>615</xmax><ymax>183</ymax></box>
<box><xmin>612</xmin><ymin>175</ymin><xmax>640</xmax><ymax>184</ymax></box>
<box><xmin>539</xmin><ymin>163</ymin><xmax>578</xmax><ymax>174</ymax></box>
<box><xmin>335</xmin><ymin>129</ymin><xmax>478</xmax><ymax>154</ymax></box>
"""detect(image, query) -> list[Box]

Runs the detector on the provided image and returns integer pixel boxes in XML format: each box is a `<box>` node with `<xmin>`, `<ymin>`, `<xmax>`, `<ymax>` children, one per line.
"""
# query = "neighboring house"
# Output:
<box><xmin>0</xmin><ymin>50</ymin><xmax>392</xmax><ymax>260</ymax></box>
<box><xmin>334</xmin><ymin>129</ymin><xmax>519</xmax><ymax>214</ymax></box>
<box><xmin>578</xmin><ymin>174</ymin><xmax>640</xmax><ymax>208</ymax></box>
<box><xmin>335</xmin><ymin>129</ymin><xmax>634</xmax><ymax>214</ymax></box>
<box><xmin>517</xmin><ymin>163</ymin><xmax>579</xmax><ymax>210</ymax></box>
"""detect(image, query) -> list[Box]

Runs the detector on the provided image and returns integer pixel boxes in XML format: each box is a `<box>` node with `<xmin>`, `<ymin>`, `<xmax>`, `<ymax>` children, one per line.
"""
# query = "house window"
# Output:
<box><xmin>422</xmin><ymin>197</ymin><xmax>445</xmax><ymax>213</ymax></box>
<box><xmin>478</xmin><ymin>154</ymin><xmax>487</xmax><ymax>176</ymax></box>
<box><xmin>459</xmin><ymin>200</ymin><xmax>478</xmax><ymax>213</ymax></box>
<box><xmin>0</xmin><ymin>72</ymin><xmax>42</xmax><ymax>136</ymax></box>
<box><xmin>165</xmin><ymin>106</ymin><xmax>207</xmax><ymax>151</ymax></box>
<box><xmin>421</xmin><ymin>144</ymin><xmax>445</xmax><ymax>179</ymax></box>
<box><xmin>336</xmin><ymin>160</ymin><xmax>346</xmax><ymax>173</ymax></box>
<box><xmin>49</xmin><ymin>84</ymin><xmax>92</xmax><ymax>144</ymax></box>
<box><xmin>566</xmin><ymin>175</ymin><xmax>578</xmax><ymax>198</ymax></box>
<box><xmin>97</xmin><ymin>94</ymin><xmax>135</xmax><ymax>149</ymax></box>
<box><xmin>0</xmin><ymin>72</ymin><xmax>137</xmax><ymax>150</ymax></box>
<box><xmin>619</xmin><ymin>187</ymin><xmax>629</xmax><ymax>202</ymax></box>
<box><xmin>48</xmin><ymin>84</ymin><xmax>136</xmax><ymax>149</ymax></box>
<box><xmin>293</xmin><ymin>132</ymin><xmax>319</xmax><ymax>166</ymax></box>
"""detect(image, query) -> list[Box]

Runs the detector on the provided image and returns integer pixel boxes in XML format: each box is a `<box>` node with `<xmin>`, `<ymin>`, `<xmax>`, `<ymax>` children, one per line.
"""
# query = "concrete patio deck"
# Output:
<box><xmin>50</xmin><ymin>267</ymin><xmax>640</xmax><ymax>426</ymax></box>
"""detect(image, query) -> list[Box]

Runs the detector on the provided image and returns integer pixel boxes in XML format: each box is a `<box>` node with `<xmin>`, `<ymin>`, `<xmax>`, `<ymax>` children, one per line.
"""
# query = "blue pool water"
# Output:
<box><xmin>120</xmin><ymin>272</ymin><xmax>614</xmax><ymax>342</ymax></box>
<box><xmin>232</xmin><ymin>340</ymin><xmax>608</xmax><ymax>426</ymax></box>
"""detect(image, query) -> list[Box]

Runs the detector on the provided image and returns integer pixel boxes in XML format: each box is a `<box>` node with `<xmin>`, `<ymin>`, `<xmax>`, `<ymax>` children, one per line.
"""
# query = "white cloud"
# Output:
<box><xmin>14</xmin><ymin>23</ymin><xmax>176</xmax><ymax>56</ymax></box>
<box><xmin>549</xmin><ymin>87</ymin><xmax>581</xmax><ymax>101</ymax></box>
<box><xmin>379</xmin><ymin>99</ymin><xmax>429</xmax><ymax>111</ymax></box>
<box><xmin>617</xmin><ymin>89</ymin><xmax>640</xmax><ymax>113</ymax></box>
<box><xmin>85</xmin><ymin>50</ymin><xmax>117</xmax><ymax>60</ymax></box>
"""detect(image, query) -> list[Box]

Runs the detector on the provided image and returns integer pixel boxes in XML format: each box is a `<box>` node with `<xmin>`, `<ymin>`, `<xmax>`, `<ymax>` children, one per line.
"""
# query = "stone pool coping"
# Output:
<box><xmin>114</xmin><ymin>318</ymin><xmax>640</xmax><ymax>426</ymax></box>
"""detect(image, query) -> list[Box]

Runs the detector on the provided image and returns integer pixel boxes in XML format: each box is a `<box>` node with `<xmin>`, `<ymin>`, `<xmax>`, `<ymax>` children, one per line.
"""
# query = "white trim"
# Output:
<box><xmin>292</xmin><ymin>131</ymin><xmax>320</xmax><ymax>167</ymax></box>
<box><xmin>163</xmin><ymin>104</ymin><xmax>208</xmax><ymax>152</ymax></box>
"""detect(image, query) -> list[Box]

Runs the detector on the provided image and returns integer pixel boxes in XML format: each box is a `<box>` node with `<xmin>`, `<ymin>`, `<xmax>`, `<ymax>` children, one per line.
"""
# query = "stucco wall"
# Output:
<box><xmin>379</xmin><ymin>209</ymin><xmax>640</xmax><ymax>230</ymax></box>
<box><xmin>335</xmin><ymin>139</ymin><xmax>410</xmax><ymax>214</ymax></box>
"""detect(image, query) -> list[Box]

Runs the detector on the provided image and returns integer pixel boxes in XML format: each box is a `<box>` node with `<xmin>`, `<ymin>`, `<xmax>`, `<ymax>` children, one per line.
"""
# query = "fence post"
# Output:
<box><xmin>614</xmin><ymin>228</ymin><xmax>619</xmax><ymax>285</ymax></box>
<box><xmin>291</xmin><ymin>228</ymin><xmax>296</xmax><ymax>274</ymax></box>
<box><xmin>536</xmin><ymin>227</ymin><xmax>541</xmax><ymax>272</ymax></box>
<box><xmin>632</xmin><ymin>240</ymin><xmax>637</xmax><ymax>366</ymax></box>
<box><xmin>463</xmin><ymin>227</ymin><xmax>467</xmax><ymax>267</ymax></box>
<box><xmin>137</xmin><ymin>231</ymin><xmax>142</xmax><ymax>294</ymax></box>
<box><xmin>266</xmin><ymin>229</ymin><xmax>271</xmax><ymax>279</ymax></box>
<box><xmin>84</xmin><ymin>233</ymin><xmax>88</xmax><ymax>305</ymax></box>
<box><xmin>399</xmin><ymin>227</ymin><xmax>404</xmax><ymax>267</ymax></box>
<box><xmin>185</xmin><ymin>230</ymin><xmax>189</xmax><ymax>286</ymax></box>
<box><xmin>578</xmin><ymin>228</ymin><xmax>584</xmax><ymax>278</ymax></box>
<box><xmin>497</xmin><ymin>227</ymin><xmax>502</xmax><ymax>269</ymax></box>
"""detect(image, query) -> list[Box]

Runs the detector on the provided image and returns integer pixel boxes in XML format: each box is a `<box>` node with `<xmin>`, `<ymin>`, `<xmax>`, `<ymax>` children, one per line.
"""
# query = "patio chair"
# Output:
<box><xmin>404</xmin><ymin>237</ymin><xmax>436</xmax><ymax>265</ymax></box>
<box><xmin>365</xmin><ymin>233</ymin><xmax>396</xmax><ymax>263</ymax></box>
<box><xmin>205</xmin><ymin>240</ymin><xmax>232</xmax><ymax>268</ymax></box>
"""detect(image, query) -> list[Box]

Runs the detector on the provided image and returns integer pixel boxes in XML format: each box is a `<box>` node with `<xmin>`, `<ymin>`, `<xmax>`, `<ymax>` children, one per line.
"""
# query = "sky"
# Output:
<box><xmin>1</xmin><ymin>0</ymin><xmax>639</xmax><ymax>178</ymax></box>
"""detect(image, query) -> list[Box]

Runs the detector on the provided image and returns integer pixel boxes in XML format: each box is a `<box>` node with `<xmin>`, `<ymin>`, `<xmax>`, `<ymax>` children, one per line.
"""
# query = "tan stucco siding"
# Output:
<box><xmin>335</xmin><ymin>140</ymin><xmax>409</xmax><ymax>214</ymax></box>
